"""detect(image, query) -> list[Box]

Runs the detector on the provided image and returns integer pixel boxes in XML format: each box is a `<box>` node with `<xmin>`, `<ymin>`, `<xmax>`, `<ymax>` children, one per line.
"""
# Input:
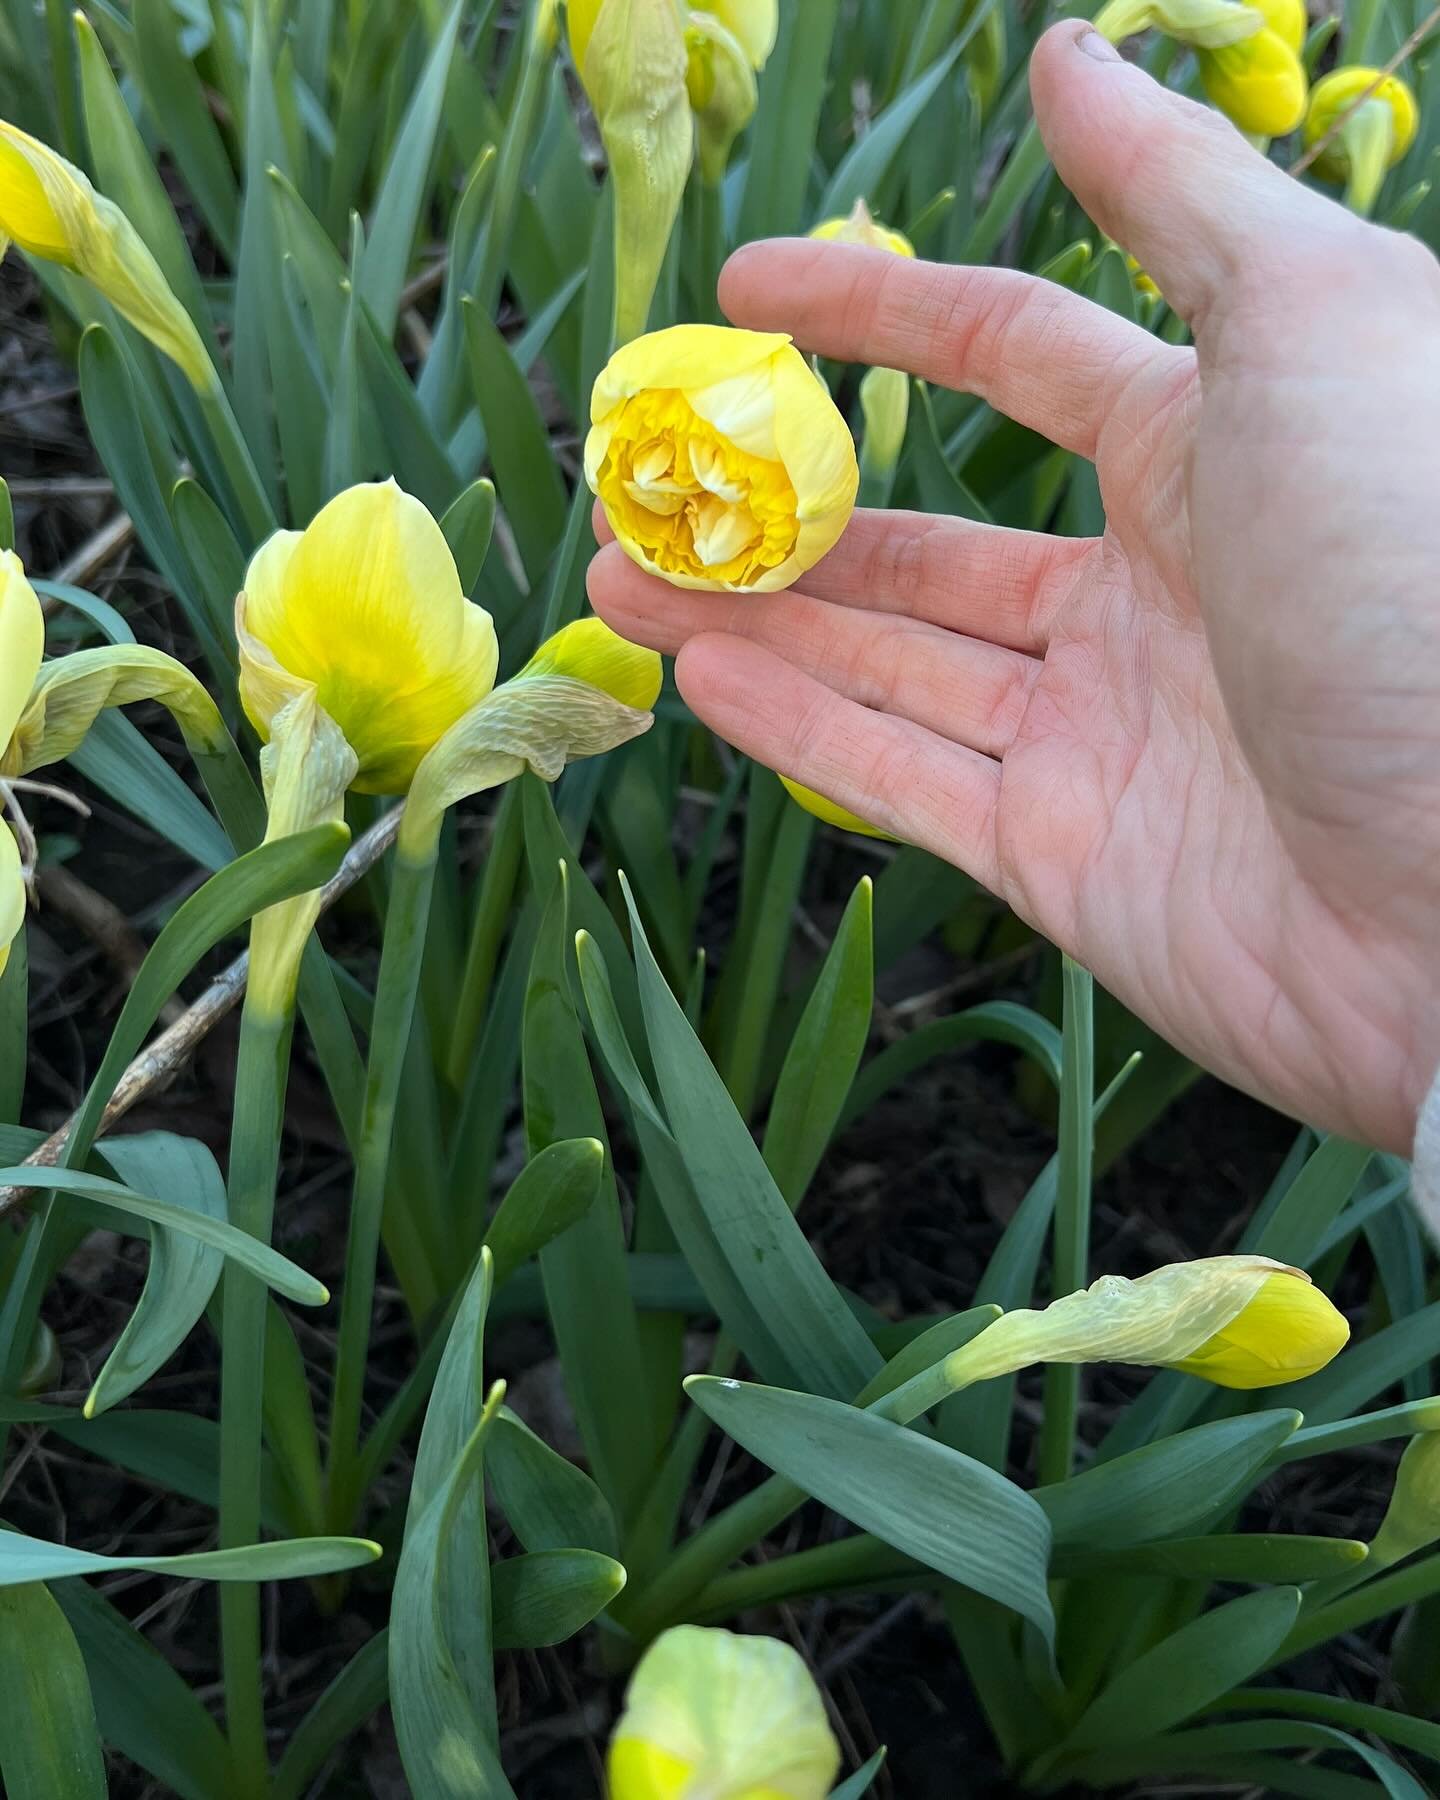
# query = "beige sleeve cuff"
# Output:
<box><xmin>1416</xmin><ymin>1061</ymin><xmax>1440</xmax><ymax>1244</ymax></box>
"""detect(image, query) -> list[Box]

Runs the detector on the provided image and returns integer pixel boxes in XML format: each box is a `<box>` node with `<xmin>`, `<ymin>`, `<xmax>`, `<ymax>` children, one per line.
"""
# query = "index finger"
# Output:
<box><xmin>718</xmin><ymin>238</ymin><xmax>1180</xmax><ymax>457</ymax></box>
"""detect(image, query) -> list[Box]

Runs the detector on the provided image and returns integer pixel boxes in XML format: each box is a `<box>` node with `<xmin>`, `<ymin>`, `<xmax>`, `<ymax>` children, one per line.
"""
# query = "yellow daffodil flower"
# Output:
<box><xmin>568</xmin><ymin>0</ymin><xmax>693</xmax><ymax>344</ymax></box>
<box><xmin>0</xmin><ymin>120</ymin><xmax>211</xmax><ymax>390</ymax></box>
<box><xmin>779</xmin><ymin>776</ymin><xmax>896</xmax><ymax>842</ymax></box>
<box><xmin>941</xmin><ymin>1255</ymin><xmax>1348</xmax><ymax>1393</ymax></box>
<box><xmin>809</xmin><ymin>197</ymin><xmax>916</xmax><ymax>260</ymax></box>
<box><xmin>1252</xmin><ymin>0</ymin><xmax>1305</xmax><ymax>53</ymax></box>
<box><xmin>1125</xmin><ymin>254</ymin><xmax>1163</xmax><ymax>301</ymax></box>
<box><xmin>237</xmin><ymin>480</ymin><xmax>500</xmax><ymax>796</ymax></box>
<box><xmin>0</xmin><ymin>551</ymin><xmax>43</xmax><ymax>979</ymax></box>
<box><xmin>587</xmin><ymin>325</ymin><xmax>859</xmax><ymax>592</ymax></box>
<box><xmin>609</xmin><ymin>1625</ymin><xmax>841</xmax><ymax>1800</ymax></box>
<box><xmin>1304</xmin><ymin>67</ymin><xmax>1418</xmax><ymax>216</ymax></box>
<box><xmin>1198</xmin><ymin>25</ymin><xmax>1308</xmax><ymax>137</ymax></box>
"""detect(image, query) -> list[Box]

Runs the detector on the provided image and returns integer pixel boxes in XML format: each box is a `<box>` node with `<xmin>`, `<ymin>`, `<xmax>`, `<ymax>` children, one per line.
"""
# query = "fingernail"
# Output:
<box><xmin>1076</xmin><ymin>27</ymin><xmax>1122</xmax><ymax>60</ymax></box>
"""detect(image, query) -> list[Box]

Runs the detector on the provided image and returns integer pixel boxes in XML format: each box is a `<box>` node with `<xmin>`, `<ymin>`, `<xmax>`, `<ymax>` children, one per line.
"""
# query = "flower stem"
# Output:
<box><xmin>1037</xmin><ymin>957</ymin><xmax>1093</xmax><ymax>1487</ymax></box>
<box><xmin>325</xmin><ymin>846</ymin><xmax>439</xmax><ymax>1530</ymax></box>
<box><xmin>219</xmin><ymin>1001</ymin><xmax>295</xmax><ymax>1794</ymax></box>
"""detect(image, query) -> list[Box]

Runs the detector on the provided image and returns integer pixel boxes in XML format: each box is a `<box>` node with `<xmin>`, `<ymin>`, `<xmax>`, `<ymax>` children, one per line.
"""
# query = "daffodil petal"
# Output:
<box><xmin>592</xmin><ymin>325</ymin><xmax>790</xmax><ymax>426</ymax></box>
<box><xmin>0</xmin><ymin>550</ymin><xmax>45</xmax><ymax>763</ymax></box>
<box><xmin>521</xmin><ymin>617</ymin><xmax>663</xmax><ymax>710</ymax></box>
<box><xmin>239</xmin><ymin>481</ymin><xmax>498</xmax><ymax>794</ymax></box>
<box><xmin>780</xmin><ymin>776</ymin><xmax>895</xmax><ymax>840</ymax></box>
<box><xmin>709</xmin><ymin>0</ymin><xmax>779</xmax><ymax>67</ymax></box>
<box><xmin>0</xmin><ymin>124</ymin><xmax>71</xmax><ymax>260</ymax></box>
<box><xmin>0</xmin><ymin>819</ymin><xmax>25</xmax><ymax>982</ymax></box>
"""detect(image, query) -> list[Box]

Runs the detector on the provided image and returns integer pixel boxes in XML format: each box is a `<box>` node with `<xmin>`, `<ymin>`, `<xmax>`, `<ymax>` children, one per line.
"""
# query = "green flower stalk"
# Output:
<box><xmin>227</xmin><ymin>480</ymin><xmax>661</xmax><ymax>1554</ymax></box>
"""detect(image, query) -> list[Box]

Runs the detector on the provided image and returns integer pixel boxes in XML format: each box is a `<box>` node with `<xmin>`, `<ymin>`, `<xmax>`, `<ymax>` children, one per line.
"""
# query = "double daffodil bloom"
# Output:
<box><xmin>0</xmin><ymin>120</ymin><xmax>211</xmax><ymax>390</ymax></box>
<box><xmin>941</xmin><ymin>1255</ymin><xmax>1349</xmax><ymax>1392</ymax></box>
<box><xmin>587</xmin><ymin>325</ymin><xmax>859</xmax><ymax>592</ymax></box>
<box><xmin>0</xmin><ymin>549</ymin><xmax>230</xmax><ymax>979</ymax></box>
<box><xmin>1304</xmin><ymin>67</ymin><xmax>1419</xmax><ymax>216</ymax></box>
<box><xmin>609</xmin><ymin>1626</ymin><xmax>840</xmax><ymax>1799</ymax></box>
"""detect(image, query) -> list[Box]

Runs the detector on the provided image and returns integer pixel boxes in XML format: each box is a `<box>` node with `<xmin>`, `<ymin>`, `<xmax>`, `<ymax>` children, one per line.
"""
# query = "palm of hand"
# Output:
<box><xmin>992</xmin><ymin>292</ymin><xmax>1440</xmax><ymax>1151</ymax></box>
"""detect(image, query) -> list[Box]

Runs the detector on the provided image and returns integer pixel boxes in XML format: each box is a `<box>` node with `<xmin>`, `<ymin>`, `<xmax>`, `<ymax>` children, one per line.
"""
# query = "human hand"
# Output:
<box><xmin>587</xmin><ymin>20</ymin><xmax>1440</xmax><ymax>1157</ymax></box>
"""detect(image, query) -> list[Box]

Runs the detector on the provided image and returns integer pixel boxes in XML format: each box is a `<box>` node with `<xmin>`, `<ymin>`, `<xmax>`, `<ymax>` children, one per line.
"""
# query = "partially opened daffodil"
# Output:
<box><xmin>0</xmin><ymin>119</ymin><xmax>211</xmax><ymax>390</ymax></box>
<box><xmin>587</xmin><ymin>326</ymin><xmax>859</xmax><ymax>592</ymax></box>
<box><xmin>237</xmin><ymin>480</ymin><xmax>500</xmax><ymax>796</ymax></box>
<box><xmin>236</xmin><ymin>478</ymin><xmax>659</xmax><ymax>998</ymax></box>
<box><xmin>938</xmin><ymin>1256</ymin><xmax>1348</xmax><ymax>1393</ymax></box>
<box><xmin>685</xmin><ymin>1</ymin><xmax>775</xmax><ymax>183</ymax></box>
<box><xmin>609</xmin><ymin>1625</ymin><xmax>841</xmax><ymax>1799</ymax></box>
<box><xmin>809</xmin><ymin>197</ymin><xmax>915</xmax><ymax>260</ymax></box>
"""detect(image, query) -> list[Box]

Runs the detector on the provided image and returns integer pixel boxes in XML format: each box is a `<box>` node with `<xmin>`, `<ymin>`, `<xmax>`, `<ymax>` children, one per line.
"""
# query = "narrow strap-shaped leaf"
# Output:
<box><xmin>687</xmin><ymin>1374</ymin><xmax>1055</xmax><ymax>1646</ymax></box>
<box><xmin>490</xmin><ymin>1548</ymin><xmax>626</xmax><ymax>1650</ymax></box>
<box><xmin>621</xmin><ymin>876</ymin><xmax>881</xmax><ymax>1399</ymax></box>
<box><xmin>272</xmin><ymin>1632</ymin><xmax>389</xmax><ymax>1800</ymax></box>
<box><xmin>0</xmin><ymin>1527</ymin><xmax>378</xmax><ymax>1586</ymax></box>
<box><xmin>0</xmin><ymin>1583</ymin><xmax>106</xmax><ymax>1798</ymax></box>
<box><xmin>83</xmin><ymin>1133</ymin><xmax>226</xmax><ymax>1415</ymax></box>
<box><xmin>69</xmin><ymin>708</ymin><xmax>233</xmax><ymax>872</ymax></box>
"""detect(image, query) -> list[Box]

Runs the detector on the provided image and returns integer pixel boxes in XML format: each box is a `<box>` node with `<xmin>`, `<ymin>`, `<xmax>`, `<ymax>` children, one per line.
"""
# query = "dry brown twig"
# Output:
<box><xmin>1289</xmin><ymin>2</ymin><xmax>1440</xmax><ymax>179</ymax></box>
<box><xmin>0</xmin><ymin>805</ymin><xmax>404</xmax><ymax>1222</ymax></box>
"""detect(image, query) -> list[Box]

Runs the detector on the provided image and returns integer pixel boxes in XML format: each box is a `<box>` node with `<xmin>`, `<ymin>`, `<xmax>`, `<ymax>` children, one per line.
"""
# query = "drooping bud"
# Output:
<box><xmin>1303</xmin><ymin>67</ymin><xmax>1419</xmax><ymax>216</ymax></box>
<box><xmin>685</xmin><ymin>13</ymin><xmax>758</xmax><ymax>184</ymax></box>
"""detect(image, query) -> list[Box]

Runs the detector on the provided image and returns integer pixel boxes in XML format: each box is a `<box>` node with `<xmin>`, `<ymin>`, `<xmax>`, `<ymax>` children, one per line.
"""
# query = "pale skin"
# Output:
<box><xmin>587</xmin><ymin>21</ymin><xmax>1440</xmax><ymax>1157</ymax></box>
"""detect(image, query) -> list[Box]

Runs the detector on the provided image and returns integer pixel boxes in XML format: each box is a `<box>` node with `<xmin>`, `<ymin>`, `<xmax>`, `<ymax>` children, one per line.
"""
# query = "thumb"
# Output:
<box><xmin>1029</xmin><ymin>20</ymin><xmax>1351</xmax><ymax>328</ymax></box>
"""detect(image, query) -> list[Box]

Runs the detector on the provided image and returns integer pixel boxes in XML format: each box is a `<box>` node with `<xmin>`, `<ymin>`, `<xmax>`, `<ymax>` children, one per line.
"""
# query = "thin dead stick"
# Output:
<box><xmin>1290</xmin><ymin>2</ymin><xmax>1440</xmax><ymax>179</ymax></box>
<box><xmin>0</xmin><ymin>806</ymin><xmax>404</xmax><ymax>1222</ymax></box>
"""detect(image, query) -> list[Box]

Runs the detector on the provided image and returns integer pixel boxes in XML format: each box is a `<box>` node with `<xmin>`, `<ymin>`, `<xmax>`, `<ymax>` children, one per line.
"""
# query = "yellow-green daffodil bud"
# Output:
<box><xmin>247</xmin><ymin>690</ymin><xmax>356</xmax><ymax>1020</ymax></box>
<box><xmin>587</xmin><ymin>325</ymin><xmax>859</xmax><ymax>592</ymax></box>
<box><xmin>779</xmin><ymin>776</ymin><xmax>896</xmax><ymax>842</ymax></box>
<box><xmin>859</xmin><ymin>365</ymin><xmax>909</xmax><ymax>484</ymax></box>
<box><xmin>237</xmin><ymin>480</ymin><xmax>499</xmax><ymax>796</ymax></box>
<box><xmin>570</xmin><ymin>0</ymin><xmax>693</xmax><ymax>345</ymax></box>
<box><xmin>809</xmin><ymin>197</ymin><xmax>916</xmax><ymax>259</ymax></box>
<box><xmin>399</xmin><ymin>616</ymin><xmax>658</xmax><ymax>857</ymax></box>
<box><xmin>942</xmin><ymin>1256</ymin><xmax>1348</xmax><ymax>1393</ymax></box>
<box><xmin>1093</xmin><ymin>0</ymin><xmax>1262</xmax><ymax>49</ymax></box>
<box><xmin>962</xmin><ymin>0</ymin><xmax>1007</xmax><ymax>114</ymax></box>
<box><xmin>696</xmin><ymin>0</ymin><xmax>777</xmax><ymax>67</ymax></box>
<box><xmin>1367</xmin><ymin>1431</ymin><xmax>1440</xmax><ymax>1570</ymax></box>
<box><xmin>1198</xmin><ymin>28</ymin><xmax>1308</xmax><ymax>137</ymax></box>
<box><xmin>0</xmin><ymin>120</ymin><xmax>212</xmax><ymax>391</ymax></box>
<box><xmin>685</xmin><ymin>13</ymin><xmax>758</xmax><ymax>185</ymax></box>
<box><xmin>609</xmin><ymin>1625</ymin><xmax>841</xmax><ymax>1800</ymax></box>
<box><xmin>1304</xmin><ymin>67</ymin><xmax>1418</xmax><ymax>216</ymax></box>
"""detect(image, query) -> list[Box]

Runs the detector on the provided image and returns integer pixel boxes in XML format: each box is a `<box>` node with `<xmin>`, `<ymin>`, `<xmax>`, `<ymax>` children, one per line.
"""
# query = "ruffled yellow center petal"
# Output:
<box><xmin>588</xmin><ymin>327</ymin><xmax>858</xmax><ymax>594</ymax></box>
<box><xmin>239</xmin><ymin>480</ymin><xmax>499</xmax><ymax>794</ymax></box>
